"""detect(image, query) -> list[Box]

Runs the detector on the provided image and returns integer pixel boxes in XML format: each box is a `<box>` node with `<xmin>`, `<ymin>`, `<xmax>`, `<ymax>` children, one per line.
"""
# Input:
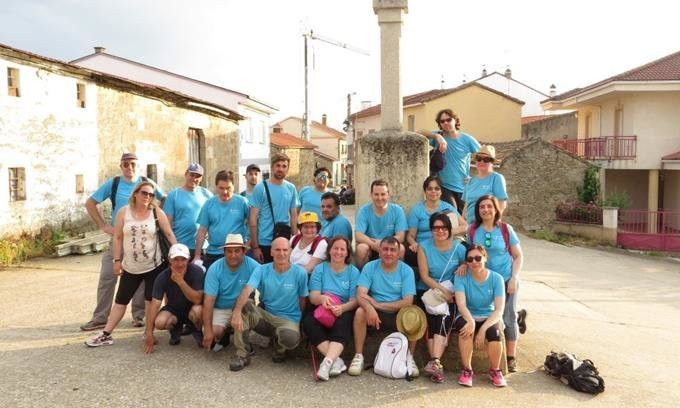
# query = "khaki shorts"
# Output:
<box><xmin>212</xmin><ymin>308</ymin><xmax>234</xmax><ymax>328</ymax></box>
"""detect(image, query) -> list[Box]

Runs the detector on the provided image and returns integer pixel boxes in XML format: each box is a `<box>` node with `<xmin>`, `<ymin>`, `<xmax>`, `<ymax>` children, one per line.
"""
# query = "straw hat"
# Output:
<box><xmin>396</xmin><ymin>305</ymin><xmax>427</xmax><ymax>341</ymax></box>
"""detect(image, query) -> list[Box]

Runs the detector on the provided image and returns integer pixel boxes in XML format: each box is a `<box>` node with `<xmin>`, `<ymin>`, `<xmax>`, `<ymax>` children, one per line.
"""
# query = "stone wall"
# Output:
<box><xmin>522</xmin><ymin>112</ymin><xmax>577</xmax><ymax>141</ymax></box>
<box><xmin>270</xmin><ymin>147</ymin><xmax>316</xmax><ymax>190</ymax></box>
<box><xmin>499</xmin><ymin>140</ymin><xmax>591</xmax><ymax>230</ymax></box>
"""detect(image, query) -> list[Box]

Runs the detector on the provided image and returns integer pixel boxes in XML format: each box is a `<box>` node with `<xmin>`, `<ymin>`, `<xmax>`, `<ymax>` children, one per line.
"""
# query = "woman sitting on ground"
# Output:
<box><xmin>467</xmin><ymin>194</ymin><xmax>524</xmax><ymax>372</ymax></box>
<box><xmin>416</xmin><ymin>212</ymin><xmax>467</xmax><ymax>383</ymax></box>
<box><xmin>301</xmin><ymin>236</ymin><xmax>360</xmax><ymax>381</ymax></box>
<box><xmin>453</xmin><ymin>245</ymin><xmax>506</xmax><ymax>387</ymax></box>
<box><xmin>86</xmin><ymin>181</ymin><xmax>176</xmax><ymax>348</ymax></box>
<box><xmin>289</xmin><ymin>211</ymin><xmax>328</xmax><ymax>274</ymax></box>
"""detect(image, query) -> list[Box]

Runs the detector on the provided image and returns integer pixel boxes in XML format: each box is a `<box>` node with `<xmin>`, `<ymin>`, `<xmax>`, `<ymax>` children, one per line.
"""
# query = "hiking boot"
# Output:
<box><xmin>407</xmin><ymin>354</ymin><xmax>419</xmax><ymax>377</ymax></box>
<box><xmin>458</xmin><ymin>368</ymin><xmax>473</xmax><ymax>387</ymax></box>
<box><xmin>317</xmin><ymin>359</ymin><xmax>333</xmax><ymax>381</ymax></box>
<box><xmin>132</xmin><ymin>317</ymin><xmax>144</xmax><ymax>328</ymax></box>
<box><xmin>180</xmin><ymin>323</ymin><xmax>193</xmax><ymax>336</ymax></box>
<box><xmin>169</xmin><ymin>326</ymin><xmax>181</xmax><ymax>345</ymax></box>
<box><xmin>191</xmin><ymin>328</ymin><xmax>204</xmax><ymax>348</ymax></box>
<box><xmin>229</xmin><ymin>355</ymin><xmax>251</xmax><ymax>372</ymax></box>
<box><xmin>517</xmin><ymin>309</ymin><xmax>528</xmax><ymax>334</ymax></box>
<box><xmin>507</xmin><ymin>356</ymin><xmax>517</xmax><ymax>373</ymax></box>
<box><xmin>347</xmin><ymin>354</ymin><xmax>364</xmax><ymax>376</ymax></box>
<box><xmin>80</xmin><ymin>320</ymin><xmax>106</xmax><ymax>332</ymax></box>
<box><xmin>424</xmin><ymin>358</ymin><xmax>442</xmax><ymax>376</ymax></box>
<box><xmin>329</xmin><ymin>357</ymin><xmax>346</xmax><ymax>377</ymax></box>
<box><xmin>489</xmin><ymin>369</ymin><xmax>507</xmax><ymax>387</ymax></box>
<box><xmin>271</xmin><ymin>349</ymin><xmax>286</xmax><ymax>363</ymax></box>
<box><xmin>85</xmin><ymin>332</ymin><xmax>113</xmax><ymax>347</ymax></box>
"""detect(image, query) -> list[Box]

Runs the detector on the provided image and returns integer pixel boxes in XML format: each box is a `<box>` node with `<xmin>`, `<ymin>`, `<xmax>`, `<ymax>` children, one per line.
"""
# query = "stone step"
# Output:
<box><xmin>55</xmin><ymin>233</ymin><xmax>110</xmax><ymax>257</ymax></box>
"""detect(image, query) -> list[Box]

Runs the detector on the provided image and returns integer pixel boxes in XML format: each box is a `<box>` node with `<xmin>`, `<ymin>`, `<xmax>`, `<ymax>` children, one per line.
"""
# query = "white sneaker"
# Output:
<box><xmin>85</xmin><ymin>331</ymin><xmax>113</xmax><ymax>347</ymax></box>
<box><xmin>317</xmin><ymin>358</ymin><xmax>332</xmax><ymax>381</ymax></box>
<box><xmin>408</xmin><ymin>354</ymin><xmax>420</xmax><ymax>377</ymax></box>
<box><xmin>329</xmin><ymin>357</ymin><xmax>347</xmax><ymax>377</ymax></box>
<box><xmin>347</xmin><ymin>354</ymin><xmax>364</xmax><ymax>376</ymax></box>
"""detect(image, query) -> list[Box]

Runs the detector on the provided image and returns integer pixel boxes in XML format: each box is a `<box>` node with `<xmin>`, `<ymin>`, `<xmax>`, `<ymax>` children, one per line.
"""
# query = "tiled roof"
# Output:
<box><xmin>270</xmin><ymin>133</ymin><xmax>317</xmax><ymax>149</ymax></box>
<box><xmin>351</xmin><ymin>82</ymin><xmax>524</xmax><ymax>119</ymax></box>
<box><xmin>272</xmin><ymin>116</ymin><xmax>346</xmax><ymax>139</ymax></box>
<box><xmin>547</xmin><ymin>49</ymin><xmax>680</xmax><ymax>102</ymax></box>
<box><xmin>521</xmin><ymin>115</ymin><xmax>550</xmax><ymax>125</ymax></box>
<box><xmin>313</xmin><ymin>149</ymin><xmax>338</xmax><ymax>161</ymax></box>
<box><xmin>662</xmin><ymin>151</ymin><xmax>680</xmax><ymax>160</ymax></box>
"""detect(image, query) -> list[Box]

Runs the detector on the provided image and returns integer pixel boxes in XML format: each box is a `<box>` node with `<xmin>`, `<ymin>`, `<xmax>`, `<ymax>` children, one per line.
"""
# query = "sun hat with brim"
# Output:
<box><xmin>168</xmin><ymin>243</ymin><xmax>190</xmax><ymax>259</ymax></box>
<box><xmin>222</xmin><ymin>234</ymin><xmax>247</xmax><ymax>248</ymax></box>
<box><xmin>477</xmin><ymin>145</ymin><xmax>496</xmax><ymax>160</ymax></box>
<box><xmin>396</xmin><ymin>305</ymin><xmax>427</xmax><ymax>341</ymax></box>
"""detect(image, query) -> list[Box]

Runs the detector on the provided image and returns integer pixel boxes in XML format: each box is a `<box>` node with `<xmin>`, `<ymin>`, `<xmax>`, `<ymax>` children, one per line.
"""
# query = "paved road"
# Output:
<box><xmin>1</xmin><ymin>234</ymin><xmax>678</xmax><ymax>407</ymax></box>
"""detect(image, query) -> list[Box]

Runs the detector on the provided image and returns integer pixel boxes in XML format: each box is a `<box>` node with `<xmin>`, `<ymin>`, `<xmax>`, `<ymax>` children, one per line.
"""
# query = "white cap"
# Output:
<box><xmin>168</xmin><ymin>243</ymin><xmax>190</xmax><ymax>259</ymax></box>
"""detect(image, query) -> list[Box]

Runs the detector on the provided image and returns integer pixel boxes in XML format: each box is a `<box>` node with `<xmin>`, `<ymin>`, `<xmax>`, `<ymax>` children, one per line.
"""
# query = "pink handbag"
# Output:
<box><xmin>313</xmin><ymin>293</ymin><xmax>342</xmax><ymax>328</ymax></box>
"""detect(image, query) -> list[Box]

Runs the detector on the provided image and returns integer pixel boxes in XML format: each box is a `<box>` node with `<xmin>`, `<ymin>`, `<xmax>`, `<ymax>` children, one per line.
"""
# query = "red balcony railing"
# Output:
<box><xmin>553</xmin><ymin>136</ymin><xmax>637</xmax><ymax>160</ymax></box>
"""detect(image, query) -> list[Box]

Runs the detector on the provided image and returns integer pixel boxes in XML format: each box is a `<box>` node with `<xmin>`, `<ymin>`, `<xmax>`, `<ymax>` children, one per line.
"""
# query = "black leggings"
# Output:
<box><xmin>302</xmin><ymin>311</ymin><xmax>353</xmax><ymax>348</ymax></box>
<box><xmin>115</xmin><ymin>264</ymin><xmax>164</xmax><ymax>305</ymax></box>
<box><xmin>453</xmin><ymin>316</ymin><xmax>502</xmax><ymax>342</ymax></box>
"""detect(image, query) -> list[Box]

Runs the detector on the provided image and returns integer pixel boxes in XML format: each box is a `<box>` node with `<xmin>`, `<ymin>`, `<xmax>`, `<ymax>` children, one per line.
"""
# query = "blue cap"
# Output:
<box><xmin>187</xmin><ymin>163</ymin><xmax>204</xmax><ymax>175</ymax></box>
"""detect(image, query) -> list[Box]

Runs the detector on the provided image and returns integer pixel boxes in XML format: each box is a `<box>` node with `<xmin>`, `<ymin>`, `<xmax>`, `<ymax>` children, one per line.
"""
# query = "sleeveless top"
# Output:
<box><xmin>121</xmin><ymin>207</ymin><xmax>162</xmax><ymax>274</ymax></box>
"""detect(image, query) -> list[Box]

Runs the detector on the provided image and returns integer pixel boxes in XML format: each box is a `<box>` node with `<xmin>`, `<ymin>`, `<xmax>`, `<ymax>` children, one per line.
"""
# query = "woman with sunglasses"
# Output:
<box><xmin>461</xmin><ymin>145</ymin><xmax>508</xmax><ymax>224</ymax></box>
<box><xmin>453</xmin><ymin>245</ymin><xmax>506</xmax><ymax>387</ymax></box>
<box><xmin>416</xmin><ymin>212</ymin><xmax>466</xmax><ymax>383</ymax></box>
<box><xmin>405</xmin><ymin>176</ymin><xmax>467</xmax><ymax>268</ymax></box>
<box><xmin>467</xmin><ymin>195</ymin><xmax>524</xmax><ymax>373</ymax></box>
<box><xmin>86</xmin><ymin>181</ymin><xmax>177</xmax><ymax>347</ymax></box>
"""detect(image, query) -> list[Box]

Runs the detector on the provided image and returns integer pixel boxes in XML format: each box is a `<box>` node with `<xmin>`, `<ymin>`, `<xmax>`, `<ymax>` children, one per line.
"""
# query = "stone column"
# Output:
<box><xmin>355</xmin><ymin>0</ymin><xmax>428</xmax><ymax>212</ymax></box>
<box><xmin>648</xmin><ymin>169</ymin><xmax>659</xmax><ymax>233</ymax></box>
<box><xmin>602</xmin><ymin>206</ymin><xmax>618</xmax><ymax>245</ymax></box>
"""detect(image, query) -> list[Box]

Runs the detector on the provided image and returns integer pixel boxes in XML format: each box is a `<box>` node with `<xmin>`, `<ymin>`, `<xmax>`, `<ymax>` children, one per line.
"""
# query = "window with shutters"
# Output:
<box><xmin>7</xmin><ymin>68</ymin><xmax>20</xmax><ymax>97</ymax></box>
<box><xmin>75</xmin><ymin>174</ymin><xmax>84</xmax><ymax>193</ymax></box>
<box><xmin>9</xmin><ymin>167</ymin><xmax>26</xmax><ymax>201</ymax></box>
<box><xmin>76</xmin><ymin>83</ymin><xmax>86</xmax><ymax>108</ymax></box>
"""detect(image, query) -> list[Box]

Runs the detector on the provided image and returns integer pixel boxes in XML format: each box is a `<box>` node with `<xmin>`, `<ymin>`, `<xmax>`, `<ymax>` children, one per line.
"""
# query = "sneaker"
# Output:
<box><xmin>180</xmin><ymin>323</ymin><xmax>193</xmax><ymax>336</ymax></box>
<box><xmin>317</xmin><ymin>359</ymin><xmax>333</xmax><ymax>381</ymax></box>
<box><xmin>85</xmin><ymin>332</ymin><xmax>113</xmax><ymax>347</ymax></box>
<box><xmin>229</xmin><ymin>355</ymin><xmax>251</xmax><ymax>372</ymax></box>
<box><xmin>424</xmin><ymin>358</ymin><xmax>442</xmax><ymax>376</ymax></box>
<box><xmin>407</xmin><ymin>354</ymin><xmax>419</xmax><ymax>377</ymax></box>
<box><xmin>430</xmin><ymin>366</ymin><xmax>445</xmax><ymax>384</ymax></box>
<box><xmin>489</xmin><ymin>369</ymin><xmax>507</xmax><ymax>387</ymax></box>
<box><xmin>347</xmin><ymin>354</ymin><xmax>364</xmax><ymax>376</ymax></box>
<box><xmin>329</xmin><ymin>357</ymin><xmax>346</xmax><ymax>377</ymax></box>
<box><xmin>169</xmin><ymin>326</ymin><xmax>181</xmax><ymax>345</ymax></box>
<box><xmin>212</xmin><ymin>333</ymin><xmax>230</xmax><ymax>352</ymax></box>
<box><xmin>517</xmin><ymin>309</ymin><xmax>528</xmax><ymax>334</ymax></box>
<box><xmin>80</xmin><ymin>320</ymin><xmax>106</xmax><ymax>332</ymax></box>
<box><xmin>132</xmin><ymin>317</ymin><xmax>144</xmax><ymax>328</ymax></box>
<box><xmin>507</xmin><ymin>356</ymin><xmax>517</xmax><ymax>373</ymax></box>
<box><xmin>271</xmin><ymin>348</ymin><xmax>286</xmax><ymax>363</ymax></box>
<box><xmin>458</xmin><ymin>368</ymin><xmax>474</xmax><ymax>387</ymax></box>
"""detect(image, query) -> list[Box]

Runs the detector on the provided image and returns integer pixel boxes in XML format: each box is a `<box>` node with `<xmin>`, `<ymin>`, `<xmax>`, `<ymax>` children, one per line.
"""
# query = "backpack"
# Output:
<box><xmin>468</xmin><ymin>222</ymin><xmax>511</xmax><ymax>253</ymax></box>
<box><xmin>111</xmin><ymin>175</ymin><xmax>148</xmax><ymax>209</ymax></box>
<box><xmin>373</xmin><ymin>332</ymin><xmax>414</xmax><ymax>380</ymax></box>
<box><xmin>290</xmin><ymin>234</ymin><xmax>326</xmax><ymax>255</ymax></box>
<box><xmin>544</xmin><ymin>351</ymin><xmax>605</xmax><ymax>395</ymax></box>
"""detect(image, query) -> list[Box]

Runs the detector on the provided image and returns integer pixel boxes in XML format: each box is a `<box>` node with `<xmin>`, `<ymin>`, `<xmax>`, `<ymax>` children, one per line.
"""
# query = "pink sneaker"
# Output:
<box><xmin>489</xmin><ymin>369</ymin><xmax>507</xmax><ymax>387</ymax></box>
<box><xmin>458</xmin><ymin>367</ymin><xmax>473</xmax><ymax>387</ymax></box>
<box><xmin>424</xmin><ymin>358</ymin><xmax>441</xmax><ymax>376</ymax></box>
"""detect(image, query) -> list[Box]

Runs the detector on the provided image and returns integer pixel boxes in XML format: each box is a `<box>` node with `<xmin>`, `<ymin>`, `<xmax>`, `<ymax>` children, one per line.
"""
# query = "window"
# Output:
<box><xmin>7</xmin><ymin>68</ymin><xmax>20</xmax><ymax>97</ymax></box>
<box><xmin>76</xmin><ymin>83</ymin><xmax>86</xmax><ymax>108</ymax></box>
<box><xmin>9</xmin><ymin>167</ymin><xmax>26</xmax><ymax>201</ymax></box>
<box><xmin>614</xmin><ymin>107</ymin><xmax>623</xmax><ymax>136</ymax></box>
<box><xmin>259</xmin><ymin>121</ymin><xmax>266</xmax><ymax>144</ymax></box>
<box><xmin>407</xmin><ymin>115</ymin><xmax>415</xmax><ymax>131</ymax></box>
<box><xmin>272</xmin><ymin>126</ymin><xmax>283</xmax><ymax>133</ymax></box>
<box><xmin>146</xmin><ymin>164</ymin><xmax>157</xmax><ymax>182</ymax></box>
<box><xmin>187</xmin><ymin>128</ymin><xmax>206</xmax><ymax>186</ymax></box>
<box><xmin>75</xmin><ymin>174</ymin><xmax>84</xmax><ymax>193</ymax></box>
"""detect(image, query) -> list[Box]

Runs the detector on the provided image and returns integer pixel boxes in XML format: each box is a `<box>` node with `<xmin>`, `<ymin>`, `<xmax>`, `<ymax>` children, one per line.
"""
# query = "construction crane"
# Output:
<box><xmin>302</xmin><ymin>30</ymin><xmax>369</xmax><ymax>140</ymax></box>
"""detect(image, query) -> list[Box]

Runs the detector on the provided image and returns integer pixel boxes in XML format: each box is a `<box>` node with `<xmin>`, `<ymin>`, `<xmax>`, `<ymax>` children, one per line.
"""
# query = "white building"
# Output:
<box><xmin>72</xmin><ymin>47</ymin><xmax>277</xmax><ymax>188</ymax></box>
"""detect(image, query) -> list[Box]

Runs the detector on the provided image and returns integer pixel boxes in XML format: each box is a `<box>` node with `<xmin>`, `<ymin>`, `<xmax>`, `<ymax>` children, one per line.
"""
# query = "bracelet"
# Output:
<box><xmin>113</xmin><ymin>259</ymin><xmax>121</xmax><ymax>263</ymax></box>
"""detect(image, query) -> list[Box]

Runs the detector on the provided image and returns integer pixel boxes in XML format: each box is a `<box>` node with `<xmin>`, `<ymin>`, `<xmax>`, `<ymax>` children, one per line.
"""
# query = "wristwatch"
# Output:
<box><xmin>113</xmin><ymin>259</ymin><xmax>122</xmax><ymax>263</ymax></box>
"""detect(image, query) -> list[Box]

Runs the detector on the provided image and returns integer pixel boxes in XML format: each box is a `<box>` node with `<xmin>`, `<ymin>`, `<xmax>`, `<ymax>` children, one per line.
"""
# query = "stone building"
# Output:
<box><xmin>521</xmin><ymin>112</ymin><xmax>577</xmax><ymax>141</ymax></box>
<box><xmin>0</xmin><ymin>43</ymin><xmax>242</xmax><ymax>238</ymax></box>
<box><xmin>269</xmin><ymin>132</ymin><xmax>317</xmax><ymax>189</ymax></box>
<box><xmin>487</xmin><ymin>138</ymin><xmax>592</xmax><ymax>230</ymax></box>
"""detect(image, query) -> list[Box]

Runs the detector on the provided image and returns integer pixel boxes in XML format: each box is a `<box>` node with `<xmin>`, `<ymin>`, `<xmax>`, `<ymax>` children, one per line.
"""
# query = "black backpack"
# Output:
<box><xmin>110</xmin><ymin>175</ymin><xmax>148</xmax><ymax>209</ymax></box>
<box><xmin>544</xmin><ymin>351</ymin><xmax>605</xmax><ymax>395</ymax></box>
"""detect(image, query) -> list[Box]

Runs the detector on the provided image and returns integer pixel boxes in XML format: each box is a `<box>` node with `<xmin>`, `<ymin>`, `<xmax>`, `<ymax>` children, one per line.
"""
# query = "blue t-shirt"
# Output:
<box><xmin>163</xmin><ymin>187</ymin><xmax>213</xmax><ymax>248</ymax></box>
<box><xmin>252</xmin><ymin>180</ymin><xmax>300</xmax><ymax>246</ymax></box>
<box><xmin>309</xmin><ymin>262</ymin><xmax>361</xmax><ymax>304</ymax></box>
<box><xmin>407</xmin><ymin>200</ymin><xmax>457</xmax><ymax>243</ymax></box>
<box><xmin>430</xmin><ymin>132</ymin><xmax>480</xmax><ymax>193</ymax></box>
<box><xmin>416</xmin><ymin>239</ymin><xmax>466</xmax><ymax>291</ymax></box>
<box><xmin>197</xmin><ymin>195</ymin><xmax>250</xmax><ymax>255</ymax></box>
<box><xmin>298</xmin><ymin>186</ymin><xmax>327</xmax><ymax>221</ymax></box>
<box><xmin>90</xmin><ymin>176</ymin><xmax>165</xmax><ymax>225</ymax></box>
<box><xmin>469</xmin><ymin>224</ymin><xmax>519</xmax><ymax>282</ymax></box>
<box><xmin>247</xmin><ymin>263</ymin><xmax>309</xmax><ymax>323</ymax></box>
<box><xmin>454</xmin><ymin>269</ymin><xmax>504</xmax><ymax>319</ymax></box>
<box><xmin>357</xmin><ymin>260</ymin><xmax>416</xmax><ymax>303</ymax></box>
<box><xmin>462</xmin><ymin>172</ymin><xmax>508</xmax><ymax>224</ymax></box>
<box><xmin>152</xmin><ymin>263</ymin><xmax>205</xmax><ymax>313</ymax></box>
<box><xmin>204</xmin><ymin>256</ymin><xmax>259</xmax><ymax>310</ymax></box>
<box><xmin>320</xmin><ymin>213</ymin><xmax>353</xmax><ymax>242</ymax></box>
<box><xmin>355</xmin><ymin>203</ymin><xmax>408</xmax><ymax>240</ymax></box>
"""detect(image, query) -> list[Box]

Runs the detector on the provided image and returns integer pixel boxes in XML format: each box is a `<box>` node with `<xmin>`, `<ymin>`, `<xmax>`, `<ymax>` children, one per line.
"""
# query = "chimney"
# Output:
<box><xmin>94</xmin><ymin>46</ymin><xmax>106</xmax><ymax>54</ymax></box>
<box><xmin>321</xmin><ymin>114</ymin><xmax>327</xmax><ymax>126</ymax></box>
<box><xmin>549</xmin><ymin>84</ymin><xmax>557</xmax><ymax>98</ymax></box>
<box><xmin>482</xmin><ymin>65</ymin><xmax>487</xmax><ymax>77</ymax></box>
<box><xmin>504</xmin><ymin>67</ymin><xmax>512</xmax><ymax>79</ymax></box>
<box><xmin>360</xmin><ymin>100</ymin><xmax>372</xmax><ymax>110</ymax></box>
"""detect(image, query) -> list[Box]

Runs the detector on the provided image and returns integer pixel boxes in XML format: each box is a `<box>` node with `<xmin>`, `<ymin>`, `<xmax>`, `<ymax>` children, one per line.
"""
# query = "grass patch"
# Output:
<box><xmin>0</xmin><ymin>228</ymin><xmax>67</xmax><ymax>267</ymax></box>
<box><xmin>527</xmin><ymin>229</ymin><xmax>568</xmax><ymax>244</ymax></box>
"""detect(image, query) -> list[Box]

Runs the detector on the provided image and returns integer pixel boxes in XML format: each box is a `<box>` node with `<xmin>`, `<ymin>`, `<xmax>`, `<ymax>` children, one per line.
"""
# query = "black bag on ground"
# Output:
<box><xmin>544</xmin><ymin>351</ymin><xmax>605</xmax><ymax>394</ymax></box>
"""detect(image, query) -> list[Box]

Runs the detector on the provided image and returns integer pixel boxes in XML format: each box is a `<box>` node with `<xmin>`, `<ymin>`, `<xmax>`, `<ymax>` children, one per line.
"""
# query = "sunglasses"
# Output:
<box><xmin>476</xmin><ymin>156</ymin><xmax>494</xmax><ymax>163</ymax></box>
<box><xmin>121</xmin><ymin>162</ymin><xmax>137</xmax><ymax>168</ymax></box>
<box><xmin>316</xmin><ymin>174</ymin><xmax>329</xmax><ymax>180</ymax></box>
<box><xmin>431</xmin><ymin>225</ymin><xmax>447</xmax><ymax>232</ymax></box>
<box><xmin>138</xmin><ymin>190</ymin><xmax>154</xmax><ymax>198</ymax></box>
<box><xmin>438</xmin><ymin>117</ymin><xmax>453</xmax><ymax>124</ymax></box>
<box><xmin>484</xmin><ymin>232</ymin><xmax>492</xmax><ymax>248</ymax></box>
<box><xmin>466</xmin><ymin>255</ymin><xmax>483</xmax><ymax>263</ymax></box>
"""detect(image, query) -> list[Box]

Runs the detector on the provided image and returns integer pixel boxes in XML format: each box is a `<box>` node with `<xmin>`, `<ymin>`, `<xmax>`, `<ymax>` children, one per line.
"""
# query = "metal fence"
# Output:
<box><xmin>555</xmin><ymin>203</ymin><xmax>603</xmax><ymax>225</ymax></box>
<box><xmin>553</xmin><ymin>136</ymin><xmax>637</xmax><ymax>160</ymax></box>
<box><xmin>617</xmin><ymin>210</ymin><xmax>680</xmax><ymax>251</ymax></box>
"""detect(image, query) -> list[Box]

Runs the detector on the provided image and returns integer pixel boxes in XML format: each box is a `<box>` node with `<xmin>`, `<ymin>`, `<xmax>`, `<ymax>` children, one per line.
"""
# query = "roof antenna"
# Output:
<box><xmin>440</xmin><ymin>74</ymin><xmax>445</xmax><ymax>89</ymax></box>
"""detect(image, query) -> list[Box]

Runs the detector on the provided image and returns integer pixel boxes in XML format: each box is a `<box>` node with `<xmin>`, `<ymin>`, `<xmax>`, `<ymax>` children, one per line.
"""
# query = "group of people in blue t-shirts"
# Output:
<box><xmin>81</xmin><ymin>108</ymin><xmax>525</xmax><ymax>388</ymax></box>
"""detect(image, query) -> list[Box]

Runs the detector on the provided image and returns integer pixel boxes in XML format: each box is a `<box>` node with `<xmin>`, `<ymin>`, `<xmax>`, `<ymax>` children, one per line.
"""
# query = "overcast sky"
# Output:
<box><xmin>2</xmin><ymin>0</ymin><xmax>678</xmax><ymax>130</ymax></box>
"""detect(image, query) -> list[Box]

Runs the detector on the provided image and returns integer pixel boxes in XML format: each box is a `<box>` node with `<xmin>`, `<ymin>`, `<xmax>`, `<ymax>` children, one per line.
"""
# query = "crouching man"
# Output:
<box><xmin>143</xmin><ymin>243</ymin><xmax>204</xmax><ymax>353</ymax></box>
<box><xmin>231</xmin><ymin>237</ymin><xmax>308</xmax><ymax>364</ymax></box>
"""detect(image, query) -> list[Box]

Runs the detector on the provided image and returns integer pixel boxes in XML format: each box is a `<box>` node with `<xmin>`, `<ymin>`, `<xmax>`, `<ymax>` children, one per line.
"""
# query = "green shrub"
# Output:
<box><xmin>577</xmin><ymin>165</ymin><xmax>601</xmax><ymax>204</ymax></box>
<box><xmin>601</xmin><ymin>190</ymin><xmax>631</xmax><ymax>209</ymax></box>
<box><xmin>0</xmin><ymin>228</ymin><xmax>66</xmax><ymax>267</ymax></box>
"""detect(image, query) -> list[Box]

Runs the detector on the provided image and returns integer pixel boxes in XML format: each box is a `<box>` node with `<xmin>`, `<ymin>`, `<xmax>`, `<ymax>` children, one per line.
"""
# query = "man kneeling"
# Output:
<box><xmin>143</xmin><ymin>244</ymin><xmax>204</xmax><ymax>353</ymax></box>
<box><xmin>348</xmin><ymin>236</ymin><xmax>418</xmax><ymax>376</ymax></box>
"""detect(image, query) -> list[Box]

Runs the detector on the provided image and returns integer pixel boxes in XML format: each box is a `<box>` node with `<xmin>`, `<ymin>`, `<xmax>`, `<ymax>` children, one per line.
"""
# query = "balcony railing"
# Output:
<box><xmin>552</xmin><ymin>136</ymin><xmax>636</xmax><ymax>160</ymax></box>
